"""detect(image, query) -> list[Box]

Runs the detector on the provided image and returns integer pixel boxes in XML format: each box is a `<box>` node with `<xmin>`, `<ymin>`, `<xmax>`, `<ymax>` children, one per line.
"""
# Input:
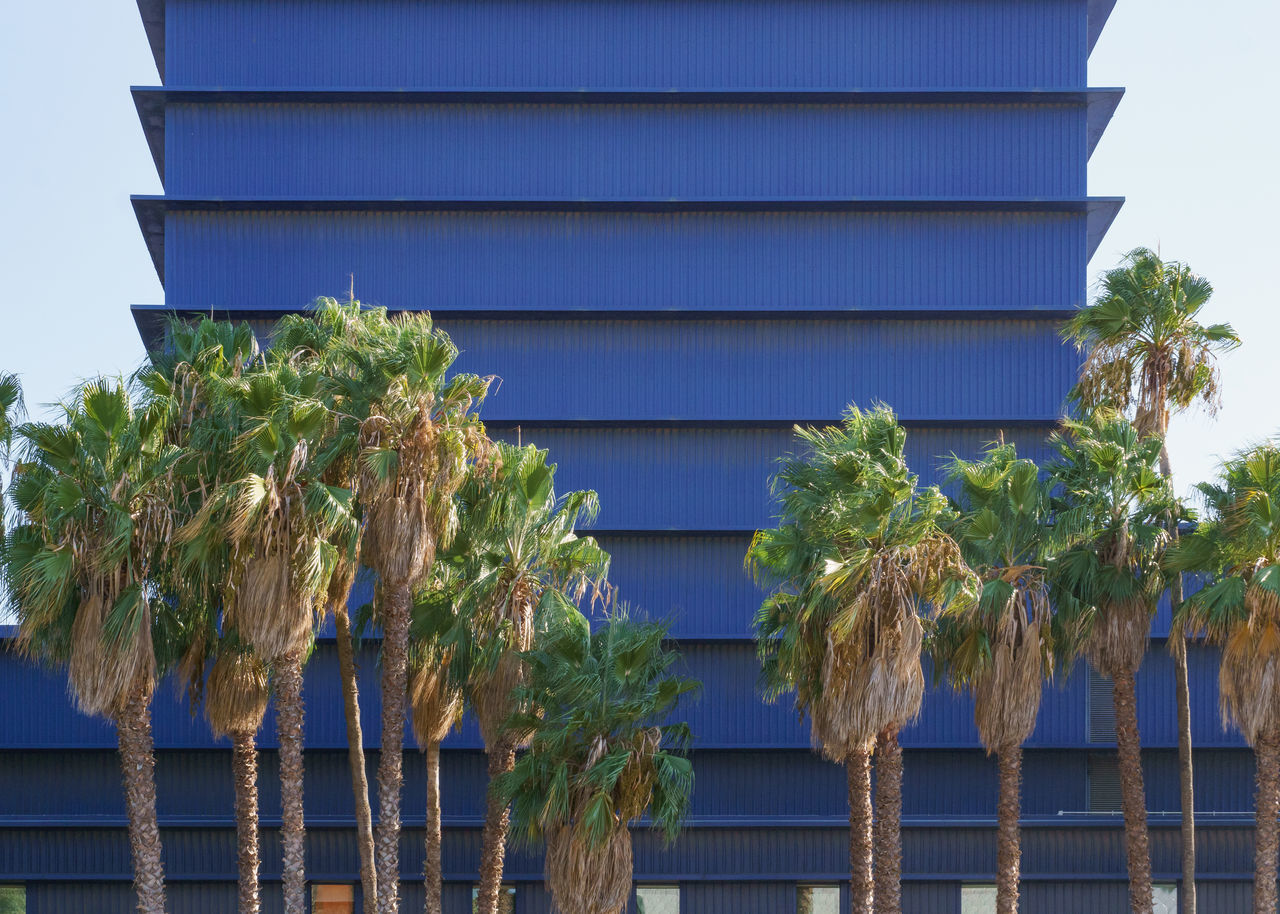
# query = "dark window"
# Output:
<box><xmin>1087</xmin><ymin>752</ymin><xmax>1122</xmax><ymax>812</ymax></box>
<box><xmin>1086</xmin><ymin>666</ymin><xmax>1116</xmax><ymax>742</ymax></box>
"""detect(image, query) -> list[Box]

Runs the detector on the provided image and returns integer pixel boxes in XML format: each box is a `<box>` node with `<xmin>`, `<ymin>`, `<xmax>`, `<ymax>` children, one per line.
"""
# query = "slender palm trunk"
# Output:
<box><xmin>1161</xmin><ymin>442</ymin><xmax>1198</xmax><ymax>914</ymax></box>
<box><xmin>995</xmin><ymin>746</ymin><xmax>1022</xmax><ymax>914</ymax></box>
<box><xmin>276</xmin><ymin>649</ymin><xmax>307</xmax><ymax>914</ymax></box>
<box><xmin>232</xmin><ymin>731</ymin><xmax>261</xmax><ymax>914</ymax></box>
<box><xmin>475</xmin><ymin>742</ymin><xmax>517</xmax><ymax>914</ymax></box>
<box><xmin>376</xmin><ymin>583</ymin><xmax>412</xmax><ymax>914</ymax></box>
<box><xmin>424</xmin><ymin>742</ymin><xmax>443</xmax><ymax>914</ymax></box>
<box><xmin>1112</xmin><ymin>670</ymin><xmax>1154</xmax><ymax>914</ymax></box>
<box><xmin>1254</xmin><ymin>725</ymin><xmax>1280</xmax><ymax>914</ymax></box>
<box><xmin>335</xmin><ymin>603</ymin><xmax>378</xmax><ymax>914</ymax></box>
<box><xmin>117</xmin><ymin>682</ymin><xmax>167</xmax><ymax>914</ymax></box>
<box><xmin>873</xmin><ymin>728</ymin><xmax>903</xmax><ymax>914</ymax></box>
<box><xmin>848</xmin><ymin>748</ymin><xmax>874</xmax><ymax>914</ymax></box>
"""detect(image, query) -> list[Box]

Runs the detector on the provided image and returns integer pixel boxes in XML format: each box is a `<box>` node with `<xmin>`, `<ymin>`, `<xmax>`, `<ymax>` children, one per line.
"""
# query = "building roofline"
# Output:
<box><xmin>131</xmin><ymin>85</ymin><xmax>1125</xmax><ymax>185</ymax></box>
<box><xmin>131</xmin><ymin>194</ymin><xmax>1124</xmax><ymax>285</ymax></box>
<box><xmin>138</xmin><ymin>1</ymin><xmax>1121</xmax><ymax>82</ymax></box>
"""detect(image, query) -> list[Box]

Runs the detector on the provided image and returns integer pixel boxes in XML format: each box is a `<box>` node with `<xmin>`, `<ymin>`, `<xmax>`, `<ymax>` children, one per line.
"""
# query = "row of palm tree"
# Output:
<box><xmin>0</xmin><ymin>300</ymin><xmax>696</xmax><ymax>914</ymax></box>
<box><xmin>749</xmin><ymin>247</ymin><xmax>1251</xmax><ymax>914</ymax></box>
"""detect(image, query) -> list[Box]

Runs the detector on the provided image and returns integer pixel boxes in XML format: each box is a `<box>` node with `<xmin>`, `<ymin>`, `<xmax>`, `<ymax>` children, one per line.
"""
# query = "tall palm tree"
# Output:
<box><xmin>750</xmin><ymin>406</ymin><xmax>963</xmax><ymax>914</ymax></box>
<box><xmin>1047</xmin><ymin>411</ymin><xmax>1175</xmax><ymax>914</ymax></box>
<box><xmin>1064</xmin><ymin>247</ymin><xmax>1240</xmax><ymax>913</ymax></box>
<box><xmin>495</xmin><ymin>609</ymin><xmax>696</xmax><ymax>914</ymax></box>
<box><xmin>933</xmin><ymin>442</ymin><xmax>1055</xmax><ymax>914</ymax></box>
<box><xmin>273</xmin><ymin>300</ymin><xmax>380</xmax><ymax>911</ymax></box>
<box><xmin>2</xmin><ymin>379</ymin><xmax>180</xmax><ymax>914</ymax></box>
<box><xmin>450</xmin><ymin>443</ymin><xmax>610</xmax><ymax>914</ymax></box>
<box><xmin>328</xmin><ymin>308</ymin><xmax>488</xmax><ymax>914</ymax></box>
<box><xmin>1167</xmin><ymin>442</ymin><xmax>1280</xmax><ymax>914</ymax></box>
<box><xmin>408</xmin><ymin>564</ymin><xmax>466</xmax><ymax>914</ymax></box>
<box><xmin>179</xmin><ymin>359</ymin><xmax>356</xmax><ymax>914</ymax></box>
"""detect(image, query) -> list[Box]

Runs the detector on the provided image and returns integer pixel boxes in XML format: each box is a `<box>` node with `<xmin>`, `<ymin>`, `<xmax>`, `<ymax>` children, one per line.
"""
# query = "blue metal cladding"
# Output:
<box><xmin>162</xmin><ymin>210</ymin><xmax>1088</xmax><ymax>313</ymax></box>
<box><xmin>440</xmin><ymin>318</ymin><xmax>1076</xmax><ymax>423</ymax></box>
<box><xmin>164</xmin><ymin>102</ymin><xmax>1087</xmax><ymax>198</ymax></box>
<box><xmin>5</xmin><ymin>747</ymin><xmax>1256</xmax><ymax>825</ymax></box>
<box><xmin>28</xmin><ymin>883</ymin><xmax>285</xmax><ymax>914</ymax></box>
<box><xmin>0</xmin><ymin>640</ymin><xmax>1240</xmax><ymax>753</ymax></box>
<box><xmin>164</xmin><ymin>0</ymin><xmax>1086</xmax><ymax>89</ymax></box>
<box><xmin>489</xmin><ymin>426</ymin><xmax>1058</xmax><ymax>532</ymax></box>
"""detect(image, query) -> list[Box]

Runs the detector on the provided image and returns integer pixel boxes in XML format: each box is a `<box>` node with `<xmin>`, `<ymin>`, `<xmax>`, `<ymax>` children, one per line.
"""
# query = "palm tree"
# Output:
<box><xmin>273</xmin><ymin>300</ymin><xmax>380</xmax><ymax>911</ymax></box>
<box><xmin>327</xmin><ymin>308</ymin><xmax>487</xmax><ymax>914</ymax></box>
<box><xmin>1047</xmin><ymin>411</ymin><xmax>1175</xmax><ymax>914</ymax></box>
<box><xmin>2</xmin><ymin>379</ymin><xmax>180</xmax><ymax>914</ymax></box>
<box><xmin>495</xmin><ymin>609</ymin><xmax>696</xmax><ymax>914</ymax></box>
<box><xmin>750</xmin><ymin>406</ymin><xmax>963</xmax><ymax>914</ymax></box>
<box><xmin>408</xmin><ymin>564</ymin><xmax>466</xmax><ymax>914</ymax></box>
<box><xmin>1064</xmin><ymin>247</ymin><xmax>1240</xmax><ymax>913</ymax></box>
<box><xmin>179</xmin><ymin>359</ymin><xmax>356</xmax><ymax>914</ymax></box>
<box><xmin>933</xmin><ymin>442</ymin><xmax>1055</xmax><ymax>914</ymax></box>
<box><xmin>450</xmin><ymin>442</ymin><xmax>610</xmax><ymax>914</ymax></box>
<box><xmin>1167</xmin><ymin>443</ymin><xmax>1280</xmax><ymax>914</ymax></box>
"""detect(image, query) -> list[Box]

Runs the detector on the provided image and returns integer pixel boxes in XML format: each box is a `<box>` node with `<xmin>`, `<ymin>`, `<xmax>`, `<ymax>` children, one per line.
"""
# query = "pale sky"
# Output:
<box><xmin>1</xmin><ymin>1</ymin><xmax>1277</xmax><ymax>500</ymax></box>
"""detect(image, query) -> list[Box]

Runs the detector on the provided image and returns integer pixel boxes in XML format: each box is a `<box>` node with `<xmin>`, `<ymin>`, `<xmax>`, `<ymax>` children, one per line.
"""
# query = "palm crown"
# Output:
<box><xmin>1063</xmin><ymin>246</ymin><xmax>1239</xmax><ymax>437</ymax></box>
<box><xmin>934</xmin><ymin>441</ymin><xmax>1054</xmax><ymax>751</ymax></box>
<box><xmin>750</xmin><ymin>405</ymin><xmax>962</xmax><ymax>759</ymax></box>
<box><xmin>4</xmin><ymin>379</ymin><xmax>179</xmax><ymax>716</ymax></box>
<box><xmin>1047</xmin><ymin>411</ymin><xmax>1175</xmax><ymax>674</ymax></box>
<box><xmin>1168</xmin><ymin>442</ymin><xmax>1280</xmax><ymax>744</ymax></box>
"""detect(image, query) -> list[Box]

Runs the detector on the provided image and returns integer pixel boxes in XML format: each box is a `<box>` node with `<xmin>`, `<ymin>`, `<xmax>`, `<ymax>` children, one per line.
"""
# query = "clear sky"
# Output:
<box><xmin>1</xmin><ymin>1</ymin><xmax>1276</xmax><ymax>500</ymax></box>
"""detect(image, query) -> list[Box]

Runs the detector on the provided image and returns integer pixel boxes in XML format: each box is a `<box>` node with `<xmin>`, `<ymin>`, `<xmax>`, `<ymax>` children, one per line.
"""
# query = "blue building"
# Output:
<box><xmin>0</xmin><ymin>1</ymin><xmax>1262</xmax><ymax>911</ymax></box>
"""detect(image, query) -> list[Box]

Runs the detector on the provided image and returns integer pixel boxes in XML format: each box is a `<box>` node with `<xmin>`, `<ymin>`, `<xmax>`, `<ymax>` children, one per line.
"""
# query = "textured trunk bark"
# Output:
<box><xmin>335</xmin><ymin>603</ymin><xmax>378</xmax><ymax>914</ymax></box>
<box><xmin>847</xmin><ymin>748</ymin><xmax>874</xmax><ymax>914</ymax></box>
<box><xmin>873</xmin><ymin>728</ymin><xmax>903</xmax><ymax>914</ymax></box>
<box><xmin>1254</xmin><ymin>726</ymin><xmax>1280</xmax><ymax>914</ymax></box>
<box><xmin>375</xmin><ymin>583</ymin><xmax>412</xmax><ymax>914</ymax></box>
<box><xmin>276</xmin><ymin>649</ymin><xmax>307</xmax><ymax>914</ymax></box>
<box><xmin>995</xmin><ymin>746</ymin><xmax>1022</xmax><ymax>914</ymax></box>
<box><xmin>475</xmin><ymin>743</ymin><xmax>517</xmax><ymax>914</ymax></box>
<box><xmin>1113</xmin><ymin>671</ymin><xmax>1154</xmax><ymax>914</ymax></box>
<box><xmin>232</xmin><ymin>731</ymin><xmax>261</xmax><ymax>914</ymax></box>
<box><xmin>117</xmin><ymin>683</ymin><xmax>167</xmax><ymax>914</ymax></box>
<box><xmin>424</xmin><ymin>742</ymin><xmax>443</xmax><ymax>914</ymax></box>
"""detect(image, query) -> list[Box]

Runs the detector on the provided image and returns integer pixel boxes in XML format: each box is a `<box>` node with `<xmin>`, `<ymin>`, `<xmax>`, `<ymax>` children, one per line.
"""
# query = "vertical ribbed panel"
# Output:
<box><xmin>1019</xmin><ymin>883</ymin><xmax>1129</xmax><ymax>913</ymax></box>
<box><xmin>163</xmin><ymin>210</ymin><xmax>1087</xmax><ymax>313</ymax></box>
<box><xmin>490</xmin><ymin>426</ymin><xmax>1058</xmax><ymax>531</ymax></box>
<box><xmin>682</xmin><ymin>882</ymin><xmax>794</xmax><ymax>914</ymax></box>
<box><xmin>1086</xmin><ymin>667</ymin><xmax>1116</xmax><ymax>742</ymax></box>
<box><xmin>165</xmin><ymin>102</ymin><xmax>1086</xmax><ymax>198</ymax></box>
<box><xmin>165</xmin><ymin>0</ymin><xmax>1085</xmax><ymax>89</ymax></box>
<box><xmin>441</xmin><ymin>318</ymin><xmax>1075</xmax><ymax>422</ymax></box>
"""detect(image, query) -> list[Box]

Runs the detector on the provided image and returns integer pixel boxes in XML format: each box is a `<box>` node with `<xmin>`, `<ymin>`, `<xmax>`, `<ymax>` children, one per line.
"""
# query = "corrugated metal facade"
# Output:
<box><xmin>9</xmin><ymin>0</ymin><xmax>1260</xmax><ymax>911</ymax></box>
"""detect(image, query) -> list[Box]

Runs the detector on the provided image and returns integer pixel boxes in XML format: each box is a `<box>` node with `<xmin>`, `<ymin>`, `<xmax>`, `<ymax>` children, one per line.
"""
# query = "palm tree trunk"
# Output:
<box><xmin>376</xmin><ymin>583</ymin><xmax>412</xmax><ymax>914</ymax></box>
<box><xmin>847</xmin><ymin>748</ymin><xmax>874</xmax><ymax>914</ymax></box>
<box><xmin>475</xmin><ymin>742</ymin><xmax>517</xmax><ymax>914</ymax></box>
<box><xmin>335</xmin><ymin>603</ymin><xmax>378</xmax><ymax>914</ymax></box>
<box><xmin>232</xmin><ymin>730</ymin><xmax>261</xmax><ymax>914</ymax></box>
<box><xmin>117</xmin><ymin>682</ymin><xmax>167</xmax><ymax>914</ymax></box>
<box><xmin>995</xmin><ymin>746</ymin><xmax>1022</xmax><ymax>914</ymax></box>
<box><xmin>1254</xmin><ymin>725</ymin><xmax>1280</xmax><ymax>914</ymax></box>
<box><xmin>1161</xmin><ymin>441</ymin><xmax>1198</xmax><ymax>914</ymax></box>
<box><xmin>424</xmin><ymin>741</ymin><xmax>443</xmax><ymax>914</ymax></box>
<box><xmin>1172</xmin><ymin>618</ymin><xmax>1197</xmax><ymax>914</ymax></box>
<box><xmin>276</xmin><ymin>649</ymin><xmax>307</xmax><ymax>914</ymax></box>
<box><xmin>873</xmin><ymin>728</ymin><xmax>903</xmax><ymax>914</ymax></box>
<box><xmin>1112</xmin><ymin>670</ymin><xmax>1154</xmax><ymax>914</ymax></box>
